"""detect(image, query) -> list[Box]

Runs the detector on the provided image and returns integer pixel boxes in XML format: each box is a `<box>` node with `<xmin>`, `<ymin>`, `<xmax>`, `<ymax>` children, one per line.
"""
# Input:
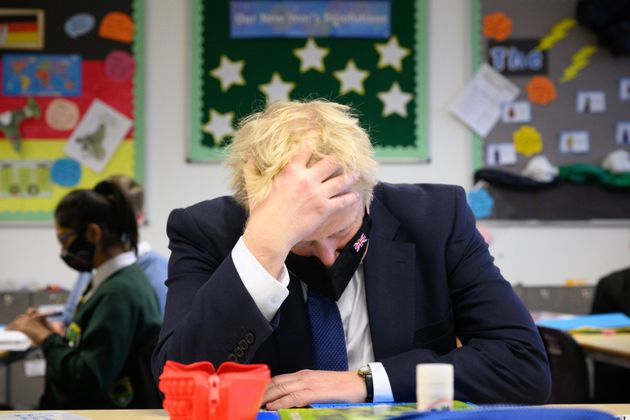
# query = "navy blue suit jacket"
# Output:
<box><xmin>153</xmin><ymin>183</ymin><xmax>551</xmax><ymax>404</ymax></box>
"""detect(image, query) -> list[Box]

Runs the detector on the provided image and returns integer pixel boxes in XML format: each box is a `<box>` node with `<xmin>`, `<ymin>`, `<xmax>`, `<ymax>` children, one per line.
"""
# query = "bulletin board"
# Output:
<box><xmin>189</xmin><ymin>0</ymin><xmax>428</xmax><ymax>162</ymax></box>
<box><xmin>0</xmin><ymin>0</ymin><xmax>144</xmax><ymax>222</ymax></box>
<box><xmin>469</xmin><ymin>0</ymin><xmax>630</xmax><ymax>220</ymax></box>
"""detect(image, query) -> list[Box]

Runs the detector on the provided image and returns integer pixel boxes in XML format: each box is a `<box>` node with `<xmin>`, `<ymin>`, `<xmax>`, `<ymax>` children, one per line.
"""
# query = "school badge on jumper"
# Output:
<box><xmin>66</xmin><ymin>322</ymin><xmax>81</xmax><ymax>347</ymax></box>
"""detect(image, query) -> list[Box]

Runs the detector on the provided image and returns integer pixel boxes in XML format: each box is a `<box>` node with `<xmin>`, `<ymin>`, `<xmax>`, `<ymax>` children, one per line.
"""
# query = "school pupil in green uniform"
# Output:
<box><xmin>7</xmin><ymin>180</ymin><xmax>162</xmax><ymax>409</ymax></box>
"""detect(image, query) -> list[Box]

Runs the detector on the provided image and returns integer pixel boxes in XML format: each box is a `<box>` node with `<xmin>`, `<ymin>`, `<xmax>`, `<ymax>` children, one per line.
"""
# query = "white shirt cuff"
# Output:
<box><xmin>369</xmin><ymin>362</ymin><xmax>394</xmax><ymax>403</ymax></box>
<box><xmin>231</xmin><ymin>236</ymin><xmax>290</xmax><ymax>321</ymax></box>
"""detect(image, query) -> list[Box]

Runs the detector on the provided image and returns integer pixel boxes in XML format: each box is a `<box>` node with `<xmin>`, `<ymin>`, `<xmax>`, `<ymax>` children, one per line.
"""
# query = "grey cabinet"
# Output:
<box><xmin>513</xmin><ymin>285</ymin><xmax>594</xmax><ymax>315</ymax></box>
<box><xmin>0</xmin><ymin>290</ymin><xmax>68</xmax><ymax>409</ymax></box>
<box><xmin>0</xmin><ymin>292</ymin><xmax>31</xmax><ymax>324</ymax></box>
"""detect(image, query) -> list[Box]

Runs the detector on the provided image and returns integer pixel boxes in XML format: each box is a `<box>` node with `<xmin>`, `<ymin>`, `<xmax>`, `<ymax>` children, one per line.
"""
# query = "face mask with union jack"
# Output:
<box><xmin>286</xmin><ymin>214</ymin><xmax>371</xmax><ymax>301</ymax></box>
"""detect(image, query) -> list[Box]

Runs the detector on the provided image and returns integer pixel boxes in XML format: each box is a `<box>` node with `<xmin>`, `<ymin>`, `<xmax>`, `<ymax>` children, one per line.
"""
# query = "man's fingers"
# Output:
<box><xmin>292</xmin><ymin>143</ymin><xmax>315</xmax><ymax>167</ymax></box>
<box><xmin>309</xmin><ymin>156</ymin><xmax>342</xmax><ymax>183</ymax></box>
<box><xmin>266</xmin><ymin>390</ymin><xmax>311</xmax><ymax>410</ymax></box>
<box><xmin>321</xmin><ymin>170</ymin><xmax>360</xmax><ymax>200</ymax></box>
<box><xmin>263</xmin><ymin>373</ymin><xmax>302</xmax><ymax>404</ymax></box>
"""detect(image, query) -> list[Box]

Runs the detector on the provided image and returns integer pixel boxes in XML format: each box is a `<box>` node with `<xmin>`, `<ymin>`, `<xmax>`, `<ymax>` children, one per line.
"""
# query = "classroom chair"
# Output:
<box><xmin>126</xmin><ymin>332</ymin><xmax>162</xmax><ymax>408</ymax></box>
<box><xmin>537</xmin><ymin>326</ymin><xmax>592</xmax><ymax>404</ymax></box>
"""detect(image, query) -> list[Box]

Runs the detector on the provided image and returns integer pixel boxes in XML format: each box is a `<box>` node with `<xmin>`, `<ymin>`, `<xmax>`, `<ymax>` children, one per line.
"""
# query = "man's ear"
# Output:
<box><xmin>84</xmin><ymin>223</ymin><xmax>102</xmax><ymax>245</ymax></box>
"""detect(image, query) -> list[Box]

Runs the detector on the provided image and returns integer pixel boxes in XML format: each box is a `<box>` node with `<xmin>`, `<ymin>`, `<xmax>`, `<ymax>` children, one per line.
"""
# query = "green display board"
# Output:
<box><xmin>189</xmin><ymin>0</ymin><xmax>428</xmax><ymax>161</ymax></box>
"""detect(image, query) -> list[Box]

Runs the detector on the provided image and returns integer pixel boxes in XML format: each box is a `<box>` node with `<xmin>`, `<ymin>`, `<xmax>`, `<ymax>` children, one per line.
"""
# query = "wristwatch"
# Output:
<box><xmin>357</xmin><ymin>364</ymin><xmax>374</xmax><ymax>402</ymax></box>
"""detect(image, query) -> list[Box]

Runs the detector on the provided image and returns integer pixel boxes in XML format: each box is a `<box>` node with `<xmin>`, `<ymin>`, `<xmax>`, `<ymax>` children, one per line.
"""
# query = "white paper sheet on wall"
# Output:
<box><xmin>450</xmin><ymin>63</ymin><xmax>520</xmax><ymax>137</ymax></box>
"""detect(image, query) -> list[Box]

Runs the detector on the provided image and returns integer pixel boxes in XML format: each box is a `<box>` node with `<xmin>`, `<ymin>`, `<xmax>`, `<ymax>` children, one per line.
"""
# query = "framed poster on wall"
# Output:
<box><xmin>468</xmin><ymin>0</ymin><xmax>630</xmax><ymax>220</ymax></box>
<box><xmin>189</xmin><ymin>0</ymin><xmax>428</xmax><ymax>162</ymax></box>
<box><xmin>0</xmin><ymin>0</ymin><xmax>144</xmax><ymax>222</ymax></box>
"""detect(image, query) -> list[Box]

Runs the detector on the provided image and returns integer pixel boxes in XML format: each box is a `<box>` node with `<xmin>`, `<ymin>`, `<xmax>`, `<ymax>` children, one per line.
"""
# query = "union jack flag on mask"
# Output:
<box><xmin>353</xmin><ymin>233</ymin><xmax>368</xmax><ymax>253</ymax></box>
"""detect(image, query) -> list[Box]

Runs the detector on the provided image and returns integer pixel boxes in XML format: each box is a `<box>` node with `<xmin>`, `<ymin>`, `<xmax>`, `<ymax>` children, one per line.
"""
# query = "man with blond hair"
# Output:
<box><xmin>153</xmin><ymin>100</ymin><xmax>550</xmax><ymax>408</ymax></box>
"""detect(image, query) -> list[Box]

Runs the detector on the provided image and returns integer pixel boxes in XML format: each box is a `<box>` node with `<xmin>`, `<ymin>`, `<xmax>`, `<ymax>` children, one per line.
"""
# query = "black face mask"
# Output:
<box><xmin>286</xmin><ymin>215</ymin><xmax>371</xmax><ymax>301</ymax></box>
<box><xmin>60</xmin><ymin>234</ymin><xmax>96</xmax><ymax>272</ymax></box>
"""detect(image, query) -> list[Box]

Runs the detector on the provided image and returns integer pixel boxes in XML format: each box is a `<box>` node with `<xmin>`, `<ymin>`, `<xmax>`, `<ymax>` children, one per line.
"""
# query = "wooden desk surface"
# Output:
<box><xmin>573</xmin><ymin>333</ymin><xmax>630</xmax><ymax>357</ymax></box>
<box><xmin>2</xmin><ymin>405</ymin><xmax>630</xmax><ymax>418</ymax></box>
<box><xmin>573</xmin><ymin>333</ymin><xmax>630</xmax><ymax>369</ymax></box>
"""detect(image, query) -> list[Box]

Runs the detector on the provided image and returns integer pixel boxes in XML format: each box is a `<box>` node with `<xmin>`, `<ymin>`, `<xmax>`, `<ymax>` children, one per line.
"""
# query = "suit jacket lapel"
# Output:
<box><xmin>364</xmin><ymin>198</ymin><xmax>416</xmax><ymax>361</ymax></box>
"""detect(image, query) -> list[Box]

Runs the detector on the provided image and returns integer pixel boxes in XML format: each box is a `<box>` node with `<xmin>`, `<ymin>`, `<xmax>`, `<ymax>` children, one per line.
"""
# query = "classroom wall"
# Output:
<box><xmin>1</xmin><ymin>0</ymin><xmax>628</xmax><ymax>290</ymax></box>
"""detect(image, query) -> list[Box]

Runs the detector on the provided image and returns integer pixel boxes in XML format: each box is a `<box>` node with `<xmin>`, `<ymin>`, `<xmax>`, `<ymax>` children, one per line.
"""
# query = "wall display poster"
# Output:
<box><xmin>0</xmin><ymin>0</ymin><xmax>144</xmax><ymax>222</ymax></box>
<box><xmin>470</xmin><ymin>0</ymin><xmax>630</xmax><ymax>220</ymax></box>
<box><xmin>189</xmin><ymin>0</ymin><xmax>428</xmax><ymax>161</ymax></box>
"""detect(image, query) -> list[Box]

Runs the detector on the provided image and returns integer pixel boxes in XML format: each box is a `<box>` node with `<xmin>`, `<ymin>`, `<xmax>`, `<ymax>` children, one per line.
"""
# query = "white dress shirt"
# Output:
<box><xmin>83</xmin><ymin>251</ymin><xmax>137</xmax><ymax>303</ymax></box>
<box><xmin>232</xmin><ymin>236</ymin><xmax>394</xmax><ymax>402</ymax></box>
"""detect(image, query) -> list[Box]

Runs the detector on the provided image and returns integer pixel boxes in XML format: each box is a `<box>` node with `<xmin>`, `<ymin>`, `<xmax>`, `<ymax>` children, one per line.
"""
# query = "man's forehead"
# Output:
<box><xmin>299</xmin><ymin>206</ymin><xmax>364</xmax><ymax>244</ymax></box>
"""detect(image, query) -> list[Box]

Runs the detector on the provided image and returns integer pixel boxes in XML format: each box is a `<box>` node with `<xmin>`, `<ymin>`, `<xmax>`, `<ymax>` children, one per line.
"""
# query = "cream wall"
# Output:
<box><xmin>0</xmin><ymin>0</ymin><xmax>628</xmax><ymax>290</ymax></box>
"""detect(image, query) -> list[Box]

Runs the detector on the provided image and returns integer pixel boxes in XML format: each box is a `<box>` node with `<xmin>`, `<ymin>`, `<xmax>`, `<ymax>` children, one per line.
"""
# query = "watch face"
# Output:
<box><xmin>358</xmin><ymin>365</ymin><xmax>371</xmax><ymax>376</ymax></box>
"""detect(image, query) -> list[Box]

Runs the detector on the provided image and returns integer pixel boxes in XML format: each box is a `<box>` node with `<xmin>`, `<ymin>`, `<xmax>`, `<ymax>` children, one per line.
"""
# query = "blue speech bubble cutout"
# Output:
<box><xmin>467</xmin><ymin>188</ymin><xmax>495</xmax><ymax>219</ymax></box>
<box><xmin>51</xmin><ymin>158</ymin><xmax>82</xmax><ymax>187</ymax></box>
<box><xmin>64</xmin><ymin>14</ymin><xmax>95</xmax><ymax>39</ymax></box>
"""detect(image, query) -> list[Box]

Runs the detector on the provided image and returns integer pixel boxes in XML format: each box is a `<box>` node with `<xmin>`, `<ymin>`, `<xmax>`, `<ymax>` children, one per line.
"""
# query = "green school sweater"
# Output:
<box><xmin>40</xmin><ymin>263</ymin><xmax>162</xmax><ymax>409</ymax></box>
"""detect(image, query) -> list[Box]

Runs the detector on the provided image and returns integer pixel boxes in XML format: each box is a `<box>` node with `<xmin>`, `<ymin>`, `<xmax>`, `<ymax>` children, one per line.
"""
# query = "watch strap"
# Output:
<box><xmin>358</xmin><ymin>365</ymin><xmax>374</xmax><ymax>402</ymax></box>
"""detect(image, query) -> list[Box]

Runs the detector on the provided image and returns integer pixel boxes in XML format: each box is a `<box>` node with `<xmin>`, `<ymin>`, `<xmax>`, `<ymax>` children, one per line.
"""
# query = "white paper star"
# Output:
<box><xmin>259</xmin><ymin>72</ymin><xmax>295</xmax><ymax>103</ymax></box>
<box><xmin>375</xmin><ymin>36</ymin><xmax>411</xmax><ymax>72</ymax></box>
<box><xmin>202</xmin><ymin>109</ymin><xmax>234</xmax><ymax>145</ymax></box>
<box><xmin>209</xmin><ymin>55</ymin><xmax>245</xmax><ymax>92</ymax></box>
<box><xmin>293</xmin><ymin>38</ymin><xmax>329</xmax><ymax>73</ymax></box>
<box><xmin>377</xmin><ymin>82</ymin><xmax>414</xmax><ymax>118</ymax></box>
<box><xmin>333</xmin><ymin>60</ymin><xmax>369</xmax><ymax>95</ymax></box>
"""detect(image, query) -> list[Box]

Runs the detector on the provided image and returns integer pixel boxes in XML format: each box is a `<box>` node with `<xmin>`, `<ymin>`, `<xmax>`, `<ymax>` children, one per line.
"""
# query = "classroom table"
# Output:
<box><xmin>2</xmin><ymin>405</ymin><xmax>630</xmax><ymax>419</ymax></box>
<box><xmin>573</xmin><ymin>333</ymin><xmax>630</xmax><ymax>369</ymax></box>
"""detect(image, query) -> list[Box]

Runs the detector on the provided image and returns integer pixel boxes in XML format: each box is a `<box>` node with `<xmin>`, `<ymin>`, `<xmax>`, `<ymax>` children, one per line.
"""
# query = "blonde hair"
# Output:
<box><xmin>226</xmin><ymin>100</ymin><xmax>377</xmax><ymax>209</ymax></box>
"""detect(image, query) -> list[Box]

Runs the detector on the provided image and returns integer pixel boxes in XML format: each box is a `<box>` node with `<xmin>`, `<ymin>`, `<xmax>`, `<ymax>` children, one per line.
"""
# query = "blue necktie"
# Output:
<box><xmin>307</xmin><ymin>289</ymin><xmax>349</xmax><ymax>371</ymax></box>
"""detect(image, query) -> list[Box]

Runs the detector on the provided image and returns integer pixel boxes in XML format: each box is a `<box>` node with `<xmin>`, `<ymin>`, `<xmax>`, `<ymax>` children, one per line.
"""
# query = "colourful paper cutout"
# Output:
<box><xmin>482</xmin><ymin>12</ymin><xmax>512</xmax><ymax>42</ymax></box>
<box><xmin>50</xmin><ymin>158</ymin><xmax>81</xmax><ymax>187</ymax></box>
<box><xmin>0</xmin><ymin>160</ymin><xmax>51</xmax><ymax>198</ymax></box>
<box><xmin>0</xmin><ymin>98</ymin><xmax>41</xmax><ymax>153</ymax></box>
<box><xmin>209</xmin><ymin>55</ymin><xmax>245</xmax><ymax>92</ymax></box>
<box><xmin>0</xmin><ymin>9</ymin><xmax>45</xmax><ymax>50</ymax></box>
<box><xmin>105</xmin><ymin>50</ymin><xmax>135</xmax><ymax>81</ymax></box>
<box><xmin>467</xmin><ymin>188</ymin><xmax>494</xmax><ymax>219</ymax></box>
<box><xmin>526</xmin><ymin>76</ymin><xmax>557</xmax><ymax>105</ymax></box>
<box><xmin>202</xmin><ymin>109</ymin><xmax>235</xmax><ymax>146</ymax></box>
<box><xmin>375</xmin><ymin>36</ymin><xmax>411</xmax><ymax>72</ymax></box>
<box><xmin>488</xmin><ymin>39</ymin><xmax>546</xmax><ymax>76</ymax></box>
<box><xmin>535</xmin><ymin>18</ymin><xmax>577</xmax><ymax>51</ymax></box>
<box><xmin>98</xmin><ymin>12</ymin><xmax>134</xmax><ymax>44</ymax></box>
<box><xmin>620</xmin><ymin>78</ymin><xmax>630</xmax><ymax>101</ymax></box>
<box><xmin>377</xmin><ymin>81</ymin><xmax>413</xmax><ymax>118</ymax></box>
<box><xmin>333</xmin><ymin>60</ymin><xmax>369</xmax><ymax>95</ymax></box>
<box><xmin>0</xmin><ymin>139</ymin><xmax>135</xmax><ymax>214</ymax></box>
<box><xmin>3</xmin><ymin>54</ymin><xmax>82</xmax><ymax>97</ymax></box>
<box><xmin>64</xmin><ymin>13</ymin><xmax>95</xmax><ymax>39</ymax></box>
<box><xmin>513</xmin><ymin>125</ymin><xmax>543</xmax><ymax>157</ymax></box>
<box><xmin>616</xmin><ymin>122</ymin><xmax>630</xmax><ymax>146</ymax></box>
<box><xmin>293</xmin><ymin>38</ymin><xmax>329</xmax><ymax>73</ymax></box>
<box><xmin>259</xmin><ymin>72</ymin><xmax>295</xmax><ymax>103</ymax></box>
<box><xmin>64</xmin><ymin>99</ymin><xmax>133</xmax><ymax>173</ymax></box>
<box><xmin>576</xmin><ymin>91</ymin><xmax>606</xmax><ymax>113</ymax></box>
<box><xmin>559</xmin><ymin>131</ymin><xmax>590</xmax><ymax>154</ymax></box>
<box><xmin>560</xmin><ymin>45</ymin><xmax>597</xmax><ymax>83</ymax></box>
<box><xmin>45</xmin><ymin>99</ymin><xmax>80</xmax><ymax>131</ymax></box>
<box><xmin>486</xmin><ymin>142</ymin><xmax>517</xmax><ymax>166</ymax></box>
<box><xmin>500</xmin><ymin>101</ymin><xmax>531</xmax><ymax>123</ymax></box>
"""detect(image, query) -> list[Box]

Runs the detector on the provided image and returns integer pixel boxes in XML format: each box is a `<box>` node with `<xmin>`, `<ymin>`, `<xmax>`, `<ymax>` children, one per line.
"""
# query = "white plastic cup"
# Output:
<box><xmin>416</xmin><ymin>363</ymin><xmax>454</xmax><ymax>411</ymax></box>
